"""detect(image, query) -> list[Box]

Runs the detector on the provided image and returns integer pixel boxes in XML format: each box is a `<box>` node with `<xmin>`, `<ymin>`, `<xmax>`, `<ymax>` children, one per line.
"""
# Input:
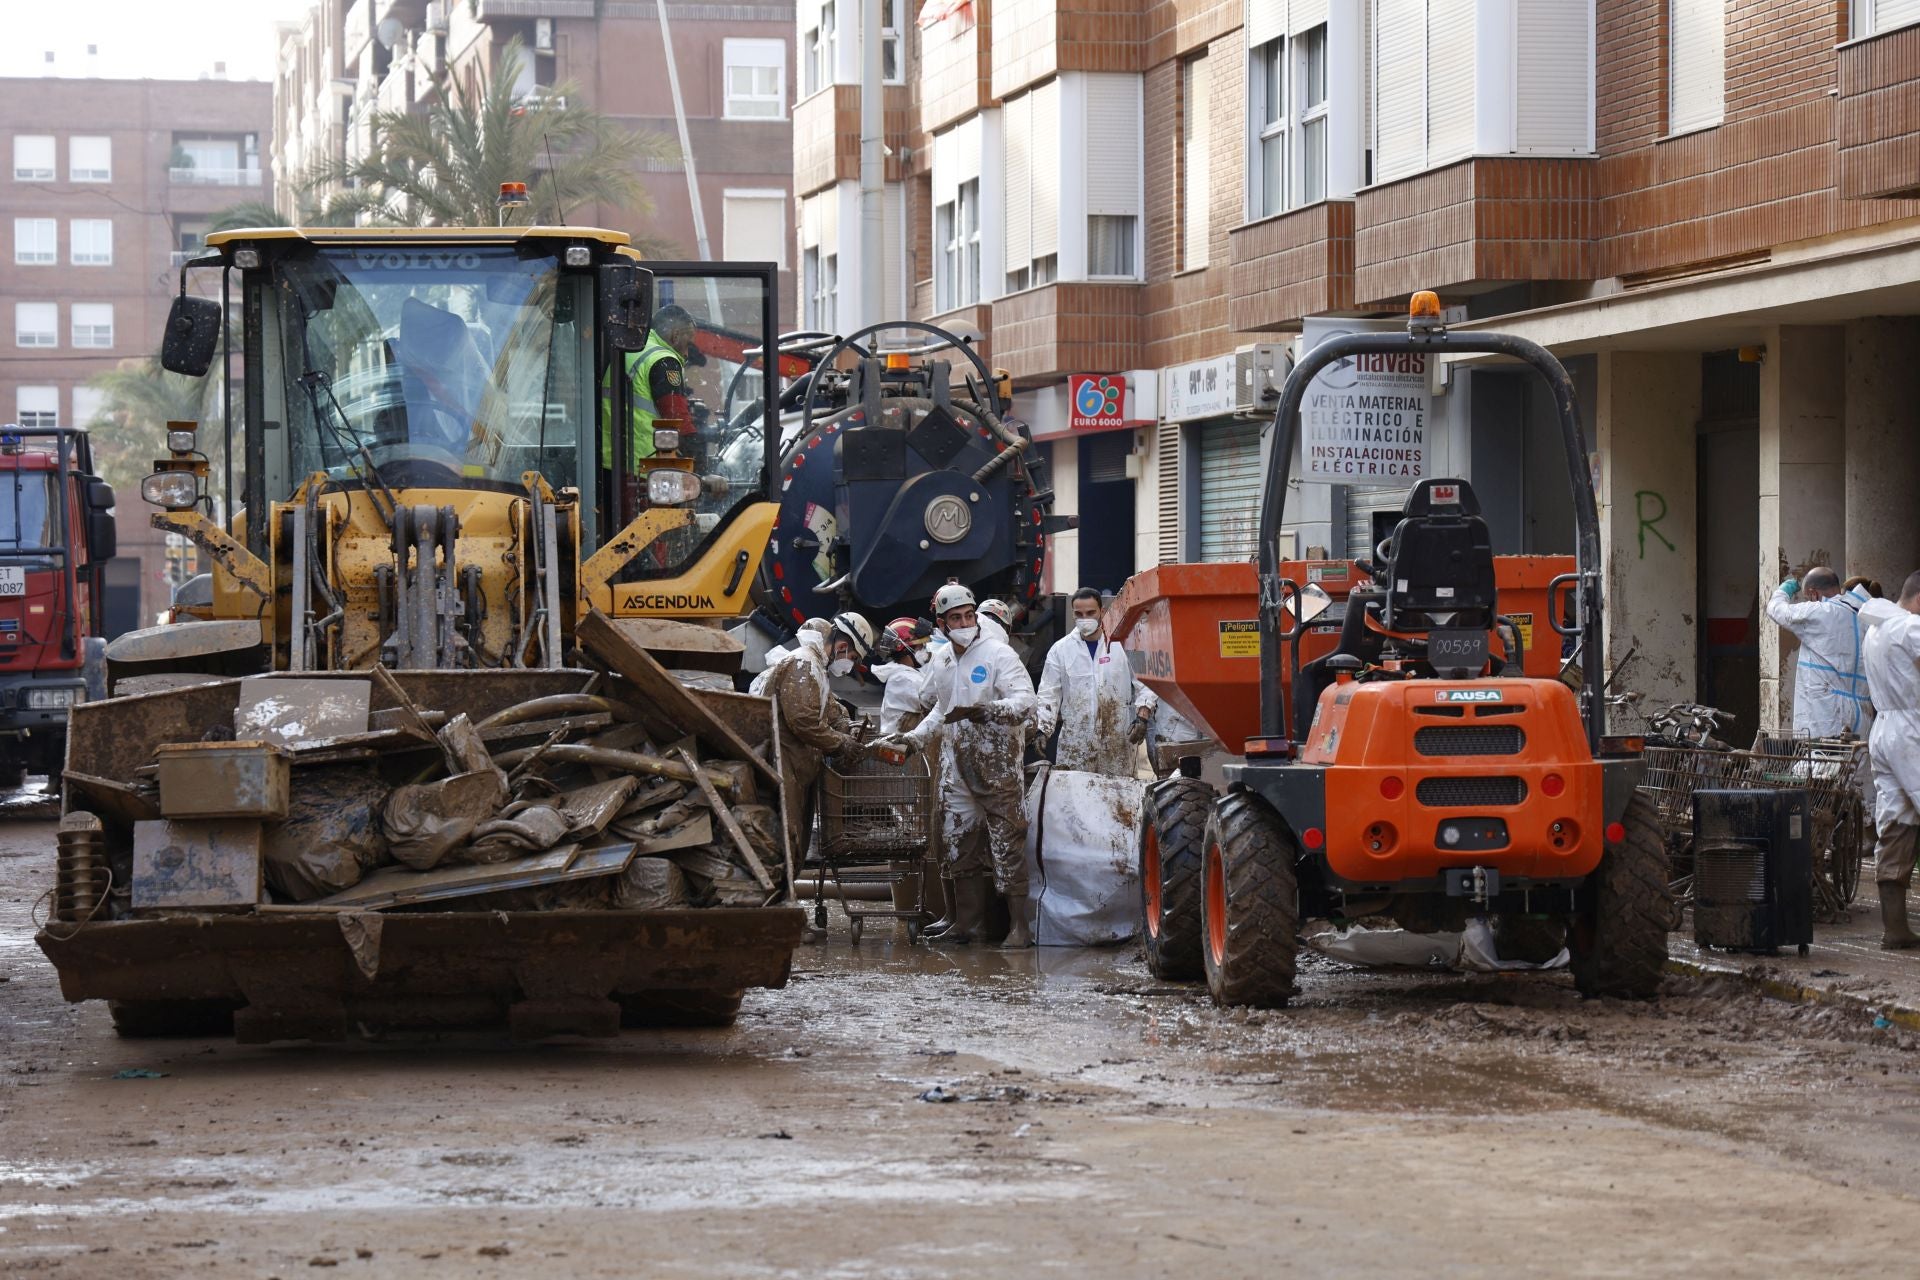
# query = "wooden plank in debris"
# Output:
<box><xmin>368</xmin><ymin>664</ymin><xmax>460</xmax><ymax>774</ymax></box>
<box><xmin>311</xmin><ymin>843</ymin><xmax>587</xmax><ymax>910</ymax></box>
<box><xmin>601</xmin><ymin>615</ymin><xmax>745</xmax><ymax>676</ymax></box>
<box><xmin>673</xmin><ymin>747</ymin><xmax>774</xmax><ymax>892</ymax></box>
<box><xmin>576</xmin><ymin>610</ymin><xmax>778</xmax><ymax>790</ymax></box>
<box><xmin>62</xmin><ymin>771</ymin><xmax>161</xmax><ymax>826</ymax></box>
<box><xmin>614</xmin><ymin>811</ymin><xmax>713</xmax><ymax>853</ymax></box>
<box><xmin>768</xmin><ymin>693</ymin><xmax>796</xmax><ymax>898</ymax></box>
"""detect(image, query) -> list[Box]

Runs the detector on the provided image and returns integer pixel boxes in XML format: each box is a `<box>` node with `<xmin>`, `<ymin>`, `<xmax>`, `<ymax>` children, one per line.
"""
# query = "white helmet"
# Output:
<box><xmin>829</xmin><ymin>611</ymin><xmax>876</xmax><ymax>659</ymax></box>
<box><xmin>978</xmin><ymin>598</ymin><xmax>1015</xmax><ymax>629</ymax></box>
<box><xmin>930</xmin><ymin>581</ymin><xmax>976</xmax><ymax>618</ymax></box>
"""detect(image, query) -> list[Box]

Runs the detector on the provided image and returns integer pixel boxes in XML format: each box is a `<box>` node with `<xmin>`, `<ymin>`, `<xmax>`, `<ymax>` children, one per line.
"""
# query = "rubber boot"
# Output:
<box><xmin>1879</xmin><ymin>881</ymin><xmax>1920</xmax><ymax>951</ymax></box>
<box><xmin>921</xmin><ymin>875</ymin><xmax>960</xmax><ymax>938</ymax></box>
<box><xmin>928</xmin><ymin>876</ymin><xmax>989</xmax><ymax>945</ymax></box>
<box><xmin>999</xmin><ymin>892</ymin><xmax>1034</xmax><ymax>950</ymax></box>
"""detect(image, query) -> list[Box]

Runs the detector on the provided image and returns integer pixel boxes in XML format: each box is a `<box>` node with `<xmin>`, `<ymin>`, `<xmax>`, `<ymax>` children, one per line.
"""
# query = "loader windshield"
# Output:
<box><xmin>264</xmin><ymin>245</ymin><xmax>594</xmax><ymax>493</ymax></box>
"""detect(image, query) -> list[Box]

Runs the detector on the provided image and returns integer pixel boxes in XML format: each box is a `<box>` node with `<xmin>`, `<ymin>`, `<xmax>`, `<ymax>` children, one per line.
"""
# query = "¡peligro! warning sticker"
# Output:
<box><xmin>1507</xmin><ymin>611</ymin><xmax>1535</xmax><ymax>655</ymax></box>
<box><xmin>1219</xmin><ymin>619</ymin><xmax>1260</xmax><ymax>658</ymax></box>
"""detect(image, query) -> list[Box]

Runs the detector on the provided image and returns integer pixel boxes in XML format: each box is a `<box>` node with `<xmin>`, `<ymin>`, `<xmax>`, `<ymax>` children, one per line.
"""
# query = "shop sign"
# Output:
<box><xmin>1163</xmin><ymin>354</ymin><xmax>1237</xmax><ymax>423</ymax></box>
<box><xmin>1300</xmin><ymin>317</ymin><xmax>1430</xmax><ymax>485</ymax></box>
<box><xmin>1069</xmin><ymin>374</ymin><xmax>1127</xmax><ymax>430</ymax></box>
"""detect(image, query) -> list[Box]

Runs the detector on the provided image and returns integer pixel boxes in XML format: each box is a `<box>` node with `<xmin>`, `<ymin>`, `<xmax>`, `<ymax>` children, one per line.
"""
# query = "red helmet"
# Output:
<box><xmin>877</xmin><ymin>616</ymin><xmax>934</xmax><ymax>660</ymax></box>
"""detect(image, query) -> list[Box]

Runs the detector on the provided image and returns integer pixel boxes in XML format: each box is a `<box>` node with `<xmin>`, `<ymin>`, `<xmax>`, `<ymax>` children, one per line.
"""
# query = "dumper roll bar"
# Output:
<box><xmin>1255</xmin><ymin>321</ymin><xmax>1605</xmax><ymax>753</ymax></box>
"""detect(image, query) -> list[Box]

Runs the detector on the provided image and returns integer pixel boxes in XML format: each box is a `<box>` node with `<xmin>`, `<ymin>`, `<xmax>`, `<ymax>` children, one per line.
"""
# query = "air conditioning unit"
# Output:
<box><xmin>1692</xmin><ymin>788</ymin><xmax>1813</xmax><ymax>955</ymax></box>
<box><xmin>425</xmin><ymin>1</ymin><xmax>449</xmax><ymax>34</ymax></box>
<box><xmin>1233</xmin><ymin>343</ymin><xmax>1290</xmax><ymax>414</ymax></box>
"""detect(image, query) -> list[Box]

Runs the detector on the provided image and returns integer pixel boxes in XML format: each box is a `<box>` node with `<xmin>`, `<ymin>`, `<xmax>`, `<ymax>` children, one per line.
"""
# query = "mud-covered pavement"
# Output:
<box><xmin>4</xmin><ymin>816</ymin><xmax>1919</xmax><ymax>1278</ymax></box>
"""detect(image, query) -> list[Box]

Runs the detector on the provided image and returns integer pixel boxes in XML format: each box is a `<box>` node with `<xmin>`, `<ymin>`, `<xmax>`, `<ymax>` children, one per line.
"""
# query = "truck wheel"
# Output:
<box><xmin>1200</xmin><ymin>791</ymin><xmax>1300</xmax><ymax>1008</ymax></box>
<box><xmin>1140</xmin><ymin>776</ymin><xmax>1212</xmax><ymax>981</ymax></box>
<box><xmin>107</xmin><ymin>1000</ymin><xmax>237</xmax><ymax>1038</ymax></box>
<box><xmin>1569</xmin><ymin>792</ymin><xmax>1671</xmax><ymax>999</ymax></box>
<box><xmin>616</xmin><ymin>989</ymin><xmax>744</xmax><ymax>1029</ymax></box>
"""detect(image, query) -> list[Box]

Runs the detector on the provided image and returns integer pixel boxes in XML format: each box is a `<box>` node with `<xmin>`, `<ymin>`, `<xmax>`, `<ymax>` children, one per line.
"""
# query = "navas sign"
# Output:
<box><xmin>1068</xmin><ymin>374</ymin><xmax>1127</xmax><ymax>430</ymax></box>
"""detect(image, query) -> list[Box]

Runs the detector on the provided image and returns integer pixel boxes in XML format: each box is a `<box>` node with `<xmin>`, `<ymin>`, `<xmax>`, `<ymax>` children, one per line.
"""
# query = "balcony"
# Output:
<box><xmin>918</xmin><ymin>0</ymin><xmax>992</xmax><ymax>134</ymax></box>
<box><xmin>991</xmin><ymin>0</ymin><xmax>1143</xmax><ymax>100</ymax></box>
<box><xmin>990</xmin><ymin>282</ymin><xmax>1141</xmax><ymax>384</ymax></box>
<box><xmin>793</xmin><ymin>84</ymin><xmax>912</xmax><ymax>198</ymax></box>
<box><xmin>1353</xmin><ymin>157</ymin><xmax>1592</xmax><ymax>305</ymax></box>
<box><xmin>1228</xmin><ymin>201</ymin><xmax>1355</xmax><ymax>333</ymax></box>
<box><xmin>169</xmin><ymin>166</ymin><xmax>264</xmax><ymax>187</ymax></box>
<box><xmin>1839</xmin><ymin>21</ymin><xmax>1920</xmax><ymax>199</ymax></box>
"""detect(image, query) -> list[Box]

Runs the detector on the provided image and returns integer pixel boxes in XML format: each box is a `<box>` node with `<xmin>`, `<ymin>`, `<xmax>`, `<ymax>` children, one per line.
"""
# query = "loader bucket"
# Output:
<box><xmin>41</xmin><ymin>667</ymin><xmax>810</xmax><ymax>1042</ymax></box>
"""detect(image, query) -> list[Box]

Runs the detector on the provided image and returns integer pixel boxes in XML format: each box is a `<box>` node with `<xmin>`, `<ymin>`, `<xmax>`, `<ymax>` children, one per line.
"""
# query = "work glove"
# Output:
<box><xmin>836</xmin><ymin>738</ymin><xmax>873</xmax><ymax>762</ymax></box>
<box><xmin>943</xmin><ymin>704</ymin><xmax>985</xmax><ymax>726</ymax></box>
<box><xmin>1780</xmin><ymin>577</ymin><xmax>1800</xmax><ymax>598</ymax></box>
<box><xmin>1127</xmin><ymin>715</ymin><xmax>1149</xmax><ymax>745</ymax></box>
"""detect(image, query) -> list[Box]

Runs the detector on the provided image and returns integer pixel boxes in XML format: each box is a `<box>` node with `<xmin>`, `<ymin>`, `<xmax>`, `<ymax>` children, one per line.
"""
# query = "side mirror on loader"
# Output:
<box><xmin>159</xmin><ymin>294</ymin><xmax>222</xmax><ymax>377</ymax></box>
<box><xmin>598</xmin><ymin>262</ymin><xmax>655</xmax><ymax>353</ymax></box>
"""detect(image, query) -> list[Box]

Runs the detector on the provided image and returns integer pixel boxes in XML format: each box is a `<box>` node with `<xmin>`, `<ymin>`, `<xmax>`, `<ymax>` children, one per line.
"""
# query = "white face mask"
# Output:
<box><xmin>948</xmin><ymin>625</ymin><xmax>979</xmax><ymax>646</ymax></box>
<box><xmin>1074</xmin><ymin>617</ymin><xmax>1100</xmax><ymax>639</ymax></box>
<box><xmin>828</xmin><ymin>658</ymin><xmax>855</xmax><ymax>677</ymax></box>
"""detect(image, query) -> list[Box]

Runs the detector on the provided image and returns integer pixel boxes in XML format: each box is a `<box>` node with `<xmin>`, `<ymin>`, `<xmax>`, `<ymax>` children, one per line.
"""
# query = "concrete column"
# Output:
<box><xmin>1595</xmin><ymin>351</ymin><xmax>1700</xmax><ymax>708</ymax></box>
<box><xmin>1845</xmin><ymin>318</ymin><xmax>1920</xmax><ymax>595</ymax></box>
<box><xmin>1048</xmin><ymin>442</ymin><xmax>1080</xmax><ymax>592</ymax></box>
<box><xmin>1757</xmin><ymin>325</ymin><xmax>1846</xmax><ymax>732</ymax></box>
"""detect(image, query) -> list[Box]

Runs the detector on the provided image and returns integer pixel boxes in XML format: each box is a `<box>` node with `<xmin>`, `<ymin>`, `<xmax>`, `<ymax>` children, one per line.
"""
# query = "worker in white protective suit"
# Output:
<box><xmin>1036</xmin><ymin>587</ymin><xmax>1157</xmax><ymax>776</ymax></box>
<box><xmin>1862</xmin><ymin>570</ymin><xmax>1920</xmax><ymax>950</ymax></box>
<box><xmin>891</xmin><ymin>583</ymin><xmax>1037</xmax><ymax>948</ymax></box>
<box><xmin>872</xmin><ymin>617</ymin><xmax>936</xmax><ymax>735</ymax></box>
<box><xmin>1767</xmin><ymin>566</ymin><xmax>1877</xmax><ymax>738</ymax></box>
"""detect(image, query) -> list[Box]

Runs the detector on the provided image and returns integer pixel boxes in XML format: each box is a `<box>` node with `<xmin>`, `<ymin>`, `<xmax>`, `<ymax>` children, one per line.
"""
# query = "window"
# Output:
<box><xmin>15</xmin><ymin>303</ymin><xmax>57</xmax><ymax>349</ymax></box>
<box><xmin>803</xmin><ymin>2</ymin><xmax>836</xmax><ymax>97</ymax></box>
<box><xmin>1668</xmin><ymin>0</ymin><xmax>1724</xmax><ymax>135</ymax></box>
<box><xmin>1181</xmin><ymin>55</ymin><xmax>1210</xmax><ymax>269</ymax></box>
<box><xmin>72</xmin><ymin>386</ymin><xmax>107</xmax><ymax>429</ymax></box>
<box><xmin>1298</xmin><ymin>25</ymin><xmax>1328</xmax><ymax>205</ymax></box>
<box><xmin>13</xmin><ymin>218</ymin><xmax>55</xmax><ymax>265</ymax></box>
<box><xmin>1088</xmin><ymin>214</ymin><xmax>1136</xmax><ymax>277</ymax></box>
<box><xmin>12</xmin><ymin>135</ymin><xmax>53</xmax><ymax>180</ymax></box>
<box><xmin>723</xmin><ymin>39</ymin><xmax>786</xmax><ymax>119</ymax></box>
<box><xmin>935</xmin><ymin>178</ymin><xmax>980</xmax><ymax>310</ymax></box>
<box><xmin>723</xmin><ymin>191</ymin><xmax>787</xmax><ymax>267</ymax></box>
<box><xmin>70</xmin><ymin>135</ymin><xmax>111</xmax><ymax>182</ymax></box>
<box><xmin>804</xmin><ymin>247</ymin><xmax>838</xmax><ymax>330</ymax></box>
<box><xmin>1253</xmin><ymin>38</ymin><xmax>1286</xmax><ymax>217</ymax></box>
<box><xmin>71</xmin><ymin>303</ymin><xmax>113</xmax><ymax>349</ymax></box>
<box><xmin>70</xmin><ymin>218</ymin><xmax>112</xmax><ymax>265</ymax></box>
<box><xmin>1854</xmin><ymin>1</ymin><xmax>1920</xmax><ymax>38</ymax></box>
<box><xmin>882</xmin><ymin>0</ymin><xmax>904</xmax><ymax>83</ymax></box>
<box><xmin>1002</xmin><ymin>82</ymin><xmax>1060</xmax><ymax>293</ymax></box>
<box><xmin>16</xmin><ymin>387</ymin><xmax>58</xmax><ymax>430</ymax></box>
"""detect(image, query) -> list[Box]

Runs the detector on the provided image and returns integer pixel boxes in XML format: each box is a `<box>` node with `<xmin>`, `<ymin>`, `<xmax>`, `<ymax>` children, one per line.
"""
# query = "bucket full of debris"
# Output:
<box><xmin>36</xmin><ymin>615</ymin><xmax>807</xmax><ymax>1044</ymax></box>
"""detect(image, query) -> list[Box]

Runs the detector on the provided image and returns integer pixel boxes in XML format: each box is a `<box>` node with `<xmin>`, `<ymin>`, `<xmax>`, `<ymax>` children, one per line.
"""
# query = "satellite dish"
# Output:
<box><xmin>376</xmin><ymin>17</ymin><xmax>404</xmax><ymax>48</ymax></box>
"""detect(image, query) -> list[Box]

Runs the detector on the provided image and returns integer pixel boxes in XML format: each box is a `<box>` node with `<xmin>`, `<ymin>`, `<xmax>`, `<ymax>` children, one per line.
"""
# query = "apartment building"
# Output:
<box><xmin>0</xmin><ymin>75</ymin><xmax>272</xmax><ymax>630</ymax></box>
<box><xmin>274</xmin><ymin>0</ymin><xmax>797</xmax><ymax>297</ymax></box>
<box><xmin>797</xmin><ymin>0</ymin><xmax>1920</xmax><ymax>739</ymax></box>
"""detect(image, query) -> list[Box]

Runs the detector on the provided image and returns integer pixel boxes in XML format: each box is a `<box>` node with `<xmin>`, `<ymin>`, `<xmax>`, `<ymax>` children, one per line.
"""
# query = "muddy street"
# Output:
<box><xmin>3</xmin><ymin>814</ymin><xmax>1918</xmax><ymax>1278</ymax></box>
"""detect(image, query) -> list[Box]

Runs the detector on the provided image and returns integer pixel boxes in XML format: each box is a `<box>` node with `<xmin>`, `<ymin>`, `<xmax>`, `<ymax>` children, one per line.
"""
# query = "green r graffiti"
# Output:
<box><xmin>1635</xmin><ymin>490</ymin><xmax>1675</xmax><ymax>558</ymax></box>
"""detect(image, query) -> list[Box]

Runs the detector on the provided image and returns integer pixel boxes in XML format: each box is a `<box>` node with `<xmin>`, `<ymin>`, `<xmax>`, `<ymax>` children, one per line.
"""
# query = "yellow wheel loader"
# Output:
<box><xmin>37</xmin><ymin>225</ymin><xmax>808</xmax><ymax>1043</ymax></box>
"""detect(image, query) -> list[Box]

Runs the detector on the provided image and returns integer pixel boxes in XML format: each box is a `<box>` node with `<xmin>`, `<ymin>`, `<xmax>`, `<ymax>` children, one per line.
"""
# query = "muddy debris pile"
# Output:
<box><xmin>56</xmin><ymin>620</ymin><xmax>796</xmax><ymax>922</ymax></box>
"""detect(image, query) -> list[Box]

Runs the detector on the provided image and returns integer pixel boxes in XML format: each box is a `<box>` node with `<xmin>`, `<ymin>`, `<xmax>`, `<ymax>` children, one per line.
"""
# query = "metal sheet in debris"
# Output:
<box><xmin>235</xmin><ymin>679</ymin><xmax>372</xmax><ymax>748</ymax></box>
<box><xmin>312</xmin><ymin>843</ymin><xmax>615</xmax><ymax>911</ymax></box>
<box><xmin>132</xmin><ymin>818</ymin><xmax>264</xmax><ymax>912</ymax></box>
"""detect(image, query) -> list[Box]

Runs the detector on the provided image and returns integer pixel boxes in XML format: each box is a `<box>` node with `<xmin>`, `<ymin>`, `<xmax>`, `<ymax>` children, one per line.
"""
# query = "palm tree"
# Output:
<box><xmin>325</xmin><ymin>38</ymin><xmax>678</xmax><ymax>234</ymax></box>
<box><xmin>206</xmin><ymin>182</ymin><xmax>385</xmax><ymax>236</ymax></box>
<box><xmin>85</xmin><ymin>359</ymin><xmax>226</xmax><ymax>496</ymax></box>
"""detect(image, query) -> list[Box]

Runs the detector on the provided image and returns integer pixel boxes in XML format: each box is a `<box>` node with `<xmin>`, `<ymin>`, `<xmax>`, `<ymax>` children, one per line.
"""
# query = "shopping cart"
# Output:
<box><xmin>813</xmin><ymin>748</ymin><xmax>935</xmax><ymax>943</ymax></box>
<box><xmin>1638</xmin><ymin>736</ymin><xmax>1867</xmax><ymax>922</ymax></box>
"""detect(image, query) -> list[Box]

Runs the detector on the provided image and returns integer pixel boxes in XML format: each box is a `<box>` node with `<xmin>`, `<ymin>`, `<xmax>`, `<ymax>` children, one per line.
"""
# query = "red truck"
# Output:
<box><xmin>0</xmin><ymin>427</ymin><xmax>116</xmax><ymax>789</ymax></box>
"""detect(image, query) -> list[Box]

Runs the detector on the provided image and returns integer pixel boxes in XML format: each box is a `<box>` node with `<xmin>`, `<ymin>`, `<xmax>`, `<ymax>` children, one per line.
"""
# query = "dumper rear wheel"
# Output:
<box><xmin>1140</xmin><ymin>777</ymin><xmax>1212</xmax><ymax>981</ymax></box>
<box><xmin>1569</xmin><ymin>792</ymin><xmax>1671</xmax><ymax>999</ymax></box>
<box><xmin>616</xmin><ymin>989</ymin><xmax>744</xmax><ymax>1029</ymax></box>
<box><xmin>1200</xmin><ymin>792</ymin><xmax>1300</xmax><ymax>1008</ymax></box>
<box><xmin>108</xmin><ymin>999</ymin><xmax>237</xmax><ymax>1038</ymax></box>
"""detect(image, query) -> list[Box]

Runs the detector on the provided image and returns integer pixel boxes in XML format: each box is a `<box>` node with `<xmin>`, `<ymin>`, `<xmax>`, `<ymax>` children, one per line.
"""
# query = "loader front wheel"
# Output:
<box><xmin>1140</xmin><ymin>776</ymin><xmax>1212</xmax><ymax>981</ymax></box>
<box><xmin>107</xmin><ymin>999</ymin><xmax>237</xmax><ymax>1038</ymax></box>
<box><xmin>1200</xmin><ymin>791</ymin><xmax>1300</xmax><ymax>1009</ymax></box>
<box><xmin>1569</xmin><ymin>791</ymin><xmax>1671</xmax><ymax>999</ymax></box>
<box><xmin>616</xmin><ymin>989</ymin><xmax>744</xmax><ymax>1029</ymax></box>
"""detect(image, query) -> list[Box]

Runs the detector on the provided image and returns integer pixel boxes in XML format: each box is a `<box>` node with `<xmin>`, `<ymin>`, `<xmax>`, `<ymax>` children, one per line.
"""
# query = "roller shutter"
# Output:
<box><xmin>1346</xmin><ymin>484</ymin><xmax>1411</xmax><ymax>561</ymax></box>
<box><xmin>1198</xmin><ymin>419</ymin><xmax>1264</xmax><ymax>562</ymax></box>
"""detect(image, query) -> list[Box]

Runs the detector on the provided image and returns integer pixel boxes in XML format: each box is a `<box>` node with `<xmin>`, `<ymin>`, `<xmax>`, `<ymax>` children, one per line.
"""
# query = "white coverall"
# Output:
<box><xmin>1035</xmin><ymin>632</ymin><xmax>1157</xmax><ymax>776</ymax></box>
<box><xmin>906</xmin><ymin>628</ymin><xmax>1036</xmax><ymax>895</ymax></box>
<box><xmin>1766</xmin><ymin>583</ymin><xmax>1876</xmax><ymax>737</ymax></box>
<box><xmin>1864</xmin><ymin>610</ymin><xmax>1920</xmax><ymax>886</ymax></box>
<box><xmin>872</xmin><ymin>661</ymin><xmax>928</xmax><ymax>735</ymax></box>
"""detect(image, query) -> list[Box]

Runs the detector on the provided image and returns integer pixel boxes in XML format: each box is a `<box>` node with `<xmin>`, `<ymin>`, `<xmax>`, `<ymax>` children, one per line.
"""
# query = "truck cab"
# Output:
<box><xmin>0</xmin><ymin>427</ymin><xmax>116</xmax><ymax>787</ymax></box>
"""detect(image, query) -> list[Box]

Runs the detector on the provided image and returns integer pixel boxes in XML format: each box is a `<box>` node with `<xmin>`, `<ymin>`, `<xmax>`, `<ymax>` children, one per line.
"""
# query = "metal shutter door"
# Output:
<box><xmin>1515</xmin><ymin>0</ymin><xmax>1593</xmax><ymax>154</ymax></box>
<box><xmin>1198</xmin><ymin>420</ymin><xmax>1264</xmax><ymax>562</ymax></box>
<box><xmin>1346</xmin><ymin>485</ymin><xmax>1410</xmax><ymax>560</ymax></box>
